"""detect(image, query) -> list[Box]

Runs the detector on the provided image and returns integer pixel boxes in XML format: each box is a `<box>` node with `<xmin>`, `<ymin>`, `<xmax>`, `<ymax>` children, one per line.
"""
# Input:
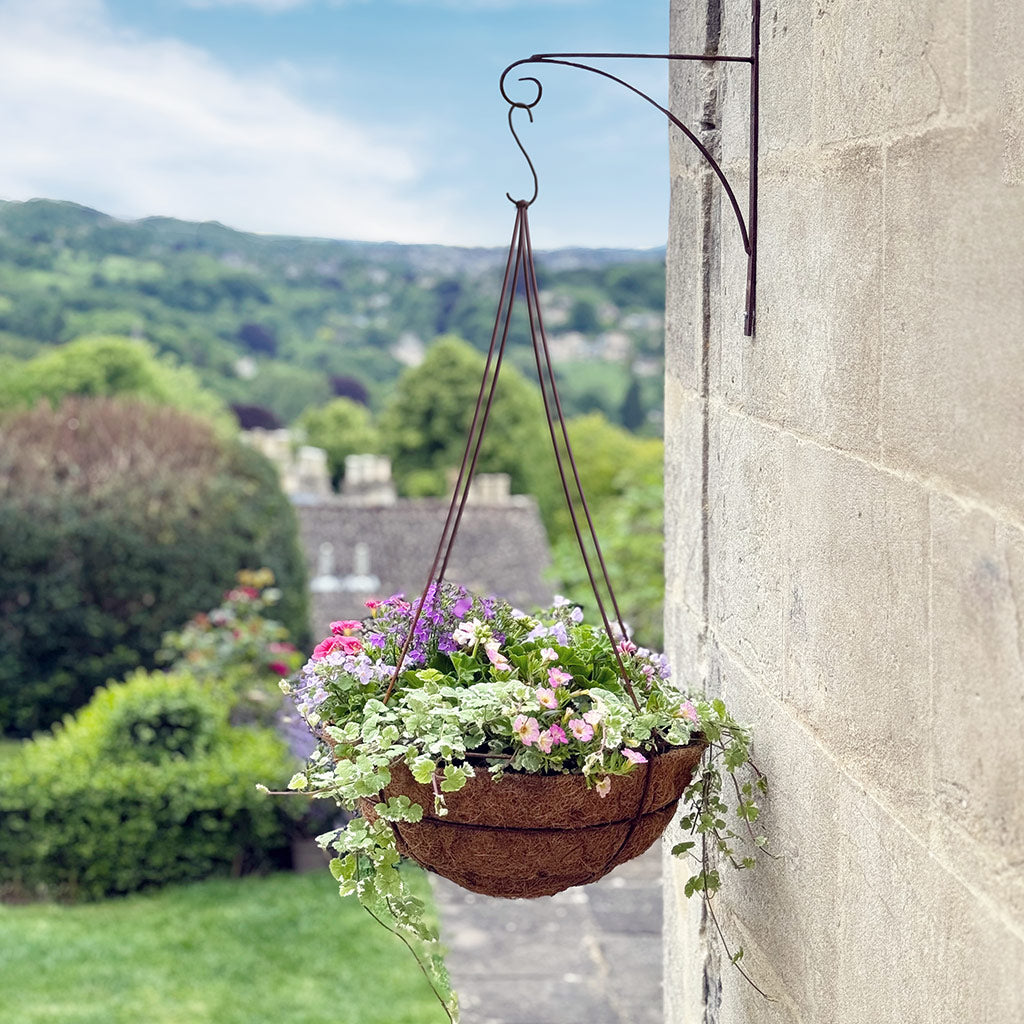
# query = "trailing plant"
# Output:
<box><xmin>279</xmin><ymin>584</ymin><xmax>768</xmax><ymax>1021</ymax></box>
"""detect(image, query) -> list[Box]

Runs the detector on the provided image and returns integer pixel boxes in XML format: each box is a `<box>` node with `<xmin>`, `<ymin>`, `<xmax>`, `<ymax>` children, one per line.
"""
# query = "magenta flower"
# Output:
<box><xmin>547</xmin><ymin>723</ymin><xmax>568</xmax><ymax>746</ymax></box>
<box><xmin>512</xmin><ymin>715</ymin><xmax>541</xmax><ymax>747</ymax></box>
<box><xmin>547</xmin><ymin>667</ymin><xmax>572</xmax><ymax>688</ymax></box>
<box><xmin>616</xmin><ymin>639</ymin><xmax>637</xmax><ymax>656</ymax></box>
<box><xmin>536</xmin><ymin>687</ymin><xmax>559</xmax><ymax>709</ymax></box>
<box><xmin>622</xmin><ymin>748</ymin><xmax>648</xmax><ymax>765</ymax></box>
<box><xmin>568</xmin><ymin>718</ymin><xmax>594</xmax><ymax>742</ymax></box>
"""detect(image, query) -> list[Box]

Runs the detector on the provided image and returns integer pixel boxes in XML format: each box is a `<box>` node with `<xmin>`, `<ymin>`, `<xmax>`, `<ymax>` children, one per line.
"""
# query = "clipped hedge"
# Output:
<box><xmin>0</xmin><ymin>396</ymin><xmax>310</xmax><ymax>736</ymax></box>
<box><xmin>0</xmin><ymin>670</ymin><xmax>296</xmax><ymax>900</ymax></box>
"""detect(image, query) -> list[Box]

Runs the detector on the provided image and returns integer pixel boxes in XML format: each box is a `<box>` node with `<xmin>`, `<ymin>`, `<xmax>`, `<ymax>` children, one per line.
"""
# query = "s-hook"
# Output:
<box><xmin>499</xmin><ymin>0</ymin><xmax>760</xmax><ymax>336</ymax></box>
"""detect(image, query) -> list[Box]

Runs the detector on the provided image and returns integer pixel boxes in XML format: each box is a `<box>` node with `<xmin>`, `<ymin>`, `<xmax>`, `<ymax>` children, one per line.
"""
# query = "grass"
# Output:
<box><xmin>0</xmin><ymin>868</ymin><xmax>448</xmax><ymax>1024</ymax></box>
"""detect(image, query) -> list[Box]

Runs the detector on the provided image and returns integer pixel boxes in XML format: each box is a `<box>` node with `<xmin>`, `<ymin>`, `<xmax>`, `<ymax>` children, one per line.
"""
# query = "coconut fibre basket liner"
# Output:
<box><xmin>359</xmin><ymin>740</ymin><xmax>707</xmax><ymax>898</ymax></box>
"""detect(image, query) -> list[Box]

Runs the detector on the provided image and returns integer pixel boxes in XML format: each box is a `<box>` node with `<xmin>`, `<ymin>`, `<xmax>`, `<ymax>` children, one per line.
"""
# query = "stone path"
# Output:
<box><xmin>431</xmin><ymin>846</ymin><xmax>663</xmax><ymax>1024</ymax></box>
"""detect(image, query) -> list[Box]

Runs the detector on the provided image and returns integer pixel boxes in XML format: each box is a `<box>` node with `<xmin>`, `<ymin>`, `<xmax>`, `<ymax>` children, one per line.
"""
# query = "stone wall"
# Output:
<box><xmin>662</xmin><ymin>1</ymin><xmax>1024</xmax><ymax>1021</ymax></box>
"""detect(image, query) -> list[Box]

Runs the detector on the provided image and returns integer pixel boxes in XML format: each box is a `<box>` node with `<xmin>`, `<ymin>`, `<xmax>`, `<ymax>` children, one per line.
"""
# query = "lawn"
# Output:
<box><xmin>0</xmin><ymin>868</ymin><xmax>448</xmax><ymax>1024</ymax></box>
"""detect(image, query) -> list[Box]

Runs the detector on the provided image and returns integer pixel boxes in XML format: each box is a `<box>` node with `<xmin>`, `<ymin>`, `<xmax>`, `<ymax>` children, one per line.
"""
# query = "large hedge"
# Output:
<box><xmin>0</xmin><ymin>670</ymin><xmax>296</xmax><ymax>901</ymax></box>
<box><xmin>0</xmin><ymin>396</ymin><xmax>310</xmax><ymax>736</ymax></box>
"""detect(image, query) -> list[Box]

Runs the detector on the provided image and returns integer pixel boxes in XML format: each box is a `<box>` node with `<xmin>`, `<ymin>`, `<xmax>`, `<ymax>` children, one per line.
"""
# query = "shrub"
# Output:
<box><xmin>0</xmin><ymin>670</ymin><xmax>296</xmax><ymax>901</ymax></box>
<box><xmin>0</xmin><ymin>396</ymin><xmax>310</xmax><ymax>736</ymax></box>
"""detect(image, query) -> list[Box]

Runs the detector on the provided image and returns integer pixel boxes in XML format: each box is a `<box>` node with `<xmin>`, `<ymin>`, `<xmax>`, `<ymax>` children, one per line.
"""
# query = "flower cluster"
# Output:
<box><xmin>285</xmin><ymin>583</ymin><xmax>701</xmax><ymax>796</ymax></box>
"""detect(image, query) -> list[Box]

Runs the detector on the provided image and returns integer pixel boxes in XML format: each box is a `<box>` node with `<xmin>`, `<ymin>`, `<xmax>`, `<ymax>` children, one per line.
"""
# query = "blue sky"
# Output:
<box><xmin>0</xmin><ymin>0</ymin><xmax>671</xmax><ymax>249</ymax></box>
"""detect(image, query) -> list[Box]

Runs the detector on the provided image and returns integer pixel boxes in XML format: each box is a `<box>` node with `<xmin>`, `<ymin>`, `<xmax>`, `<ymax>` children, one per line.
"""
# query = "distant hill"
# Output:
<box><xmin>0</xmin><ymin>199</ymin><xmax>666</xmax><ymax>427</ymax></box>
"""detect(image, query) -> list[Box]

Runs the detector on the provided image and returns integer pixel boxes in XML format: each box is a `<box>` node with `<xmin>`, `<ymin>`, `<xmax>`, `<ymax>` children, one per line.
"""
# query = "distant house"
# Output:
<box><xmin>290</xmin><ymin>455</ymin><xmax>552</xmax><ymax>639</ymax></box>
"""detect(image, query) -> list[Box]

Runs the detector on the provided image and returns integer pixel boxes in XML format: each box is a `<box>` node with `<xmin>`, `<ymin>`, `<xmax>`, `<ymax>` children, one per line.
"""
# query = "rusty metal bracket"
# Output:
<box><xmin>499</xmin><ymin>0</ymin><xmax>760</xmax><ymax>335</ymax></box>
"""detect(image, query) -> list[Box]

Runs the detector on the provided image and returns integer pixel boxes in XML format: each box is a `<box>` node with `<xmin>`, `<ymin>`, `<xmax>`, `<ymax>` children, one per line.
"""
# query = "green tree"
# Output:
<box><xmin>298</xmin><ymin>397</ymin><xmax>382</xmax><ymax>489</ymax></box>
<box><xmin>0</xmin><ymin>334</ymin><xmax>233</xmax><ymax>431</ymax></box>
<box><xmin>0</xmin><ymin>396</ymin><xmax>309</xmax><ymax>736</ymax></box>
<box><xmin>379</xmin><ymin>334</ymin><xmax>555</xmax><ymax>502</ymax></box>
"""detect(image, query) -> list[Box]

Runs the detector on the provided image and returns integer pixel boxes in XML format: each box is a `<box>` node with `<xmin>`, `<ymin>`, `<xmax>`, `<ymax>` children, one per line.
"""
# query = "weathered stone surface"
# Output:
<box><xmin>782</xmin><ymin>436</ymin><xmax>932</xmax><ymax>836</ymax></box>
<box><xmin>706</xmin><ymin>406</ymin><xmax>785</xmax><ymax>693</ymax></box>
<box><xmin>880</xmin><ymin>123</ymin><xmax>1024</xmax><ymax>520</ymax></box>
<box><xmin>928</xmin><ymin>495</ymin><xmax>1024</xmax><ymax>922</ymax></box>
<box><xmin>813</xmin><ymin>0</ymin><xmax>967</xmax><ymax>143</ymax></box>
<box><xmin>714</xmin><ymin>145</ymin><xmax>884</xmax><ymax>458</ymax></box>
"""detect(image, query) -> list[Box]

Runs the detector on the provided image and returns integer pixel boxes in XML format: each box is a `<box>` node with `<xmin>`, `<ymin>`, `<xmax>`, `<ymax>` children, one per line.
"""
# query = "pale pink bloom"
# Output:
<box><xmin>622</xmin><ymin>748</ymin><xmax>648</xmax><ymax>765</ymax></box>
<box><xmin>547</xmin><ymin>667</ymin><xmax>572</xmax><ymax>688</ymax></box>
<box><xmin>512</xmin><ymin>715</ymin><xmax>541</xmax><ymax>747</ymax></box>
<box><xmin>547</xmin><ymin>724</ymin><xmax>568</xmax><ymax>746</ymax></box>
<box><xmin>568</xmin><ymin>718</ymin><xmax>594</xmax><ymax>742</ymax></box>
<box><xmin>453</xmin><ymin>617</ymin><xmax>485</xmax><ymax>647</ymax></box>
<box><xmin>485</xmin><ymin>640</ymin><xmax>511</xmax><ymax>671</ymax></box>
<box><xmin>540</xmin><ymin>647</ymin><xmax>559</xmax><ymax>664</ymax></box>
<box><xmin>595</xmin><ymin>777</ymin><xmax>612</xmax><ymax>798</ymax></box>
<box><xmin>680</xmin><ymin>700</ymin><xmax>699</xmax><ymax>724</ymax></box>
<box><xmin>583</xmin><ymin>708</ymin><xmax>603</xmax><ymax>726</ymax></box>
<box><xmin>535</xmin><ymin>687</ymin><xmax>559</xmax><ymax>709</ymax></box>
<box><xmin>536</xmin><ymin>730</ymin><xmax>554</xmax><ymax>753</ymax></box>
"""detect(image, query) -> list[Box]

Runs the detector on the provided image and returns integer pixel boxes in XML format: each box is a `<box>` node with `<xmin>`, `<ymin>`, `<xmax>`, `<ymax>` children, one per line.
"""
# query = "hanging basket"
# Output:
<box><xmin>359</xmin><ymin>740</ymin><xmax>707</xmax><ymax>898</ymax></box>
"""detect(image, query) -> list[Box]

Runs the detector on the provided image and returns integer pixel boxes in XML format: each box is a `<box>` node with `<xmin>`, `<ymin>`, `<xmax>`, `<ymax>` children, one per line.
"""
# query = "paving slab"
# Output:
<box><xmin>431</xmin><ymin>846</ymin><xmax>663</xmax><ymax>1024</ymax></box>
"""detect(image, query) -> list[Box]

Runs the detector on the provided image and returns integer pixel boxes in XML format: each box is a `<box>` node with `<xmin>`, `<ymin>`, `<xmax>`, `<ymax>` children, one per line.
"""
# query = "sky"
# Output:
<box><xmin>0</xmin><ymin>0</ymin><xmax>672</xmax><ymax>250</ymax></box>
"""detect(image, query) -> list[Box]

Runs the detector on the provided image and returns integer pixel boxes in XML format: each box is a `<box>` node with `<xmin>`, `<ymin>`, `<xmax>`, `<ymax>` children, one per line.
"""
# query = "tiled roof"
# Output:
<box><xmin>296</xmin><ymin>496</ymin><xmax>553</xmax><ymax>639</ymax></box>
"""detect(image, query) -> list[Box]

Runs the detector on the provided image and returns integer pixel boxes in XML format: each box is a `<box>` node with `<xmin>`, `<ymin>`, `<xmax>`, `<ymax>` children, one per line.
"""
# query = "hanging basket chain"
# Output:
<box><xmin>517</xmin><ymin>208</ymin><xmax>640</xmax><ymax>709</ymax></box>
<box><xmin>387</xmin><ymin>200</ymin><xmax>642</xmax><ymax>712</ymax></box>
<box><xmin>384</xmin><ymin>204</ymin><xmax>527</xmax><ymax>703</ymax></box>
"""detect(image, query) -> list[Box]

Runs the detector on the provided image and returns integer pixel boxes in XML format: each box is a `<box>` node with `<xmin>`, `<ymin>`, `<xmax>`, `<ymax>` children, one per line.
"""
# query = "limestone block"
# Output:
<box><xmin>706</xmin><ymin>406</ymin><xmax>786</xmax><ymax>692</ymax></box>
<box><xmin>664</xmin><ymin>380</ymin><xmax>706</xmax><ymax>621</ymax></box>
<box><xmin>880</xmin><ymin>123</ymin><xmax>1024</xmax><ymax>519</ymax></box>
<box><xmin>928</xmin><ymin>495</ymin><xmax>1024</xmax><ymax>923</ymax></box>
<box><xmin>782</xmin><ymin>436</ymin><xmax>932</xmax><ymax>836</ymax></box>
<box><xmin>969</xmin><ymin>0</ymin><xmax>1024</xmax><ymax>124</ymax></box>
<box><xmin>814</xmin><ymin>0</ymin><xmax>967</xmax><ymax>143</ymax></box>
<box><xmin>713</xmin><ymin>143</ymin><xmax>884</xmax><ymax>458</ymax></box>
<box><xmin>665</xmin><ymin>173</ymin><xmax>708</xmax><ymax>394</ymax></box>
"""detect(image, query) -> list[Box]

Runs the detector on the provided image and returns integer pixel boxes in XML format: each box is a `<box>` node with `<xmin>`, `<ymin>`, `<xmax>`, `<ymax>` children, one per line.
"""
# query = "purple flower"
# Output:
<box><xmin>438</xmin><ymin>636</ymin><xmax>457</xmax><ymax>653</ymax></box>
<box><xmin>453</xmin><ymin>596</ymin><xmax>473</xmax><ymax>619</ymax></box>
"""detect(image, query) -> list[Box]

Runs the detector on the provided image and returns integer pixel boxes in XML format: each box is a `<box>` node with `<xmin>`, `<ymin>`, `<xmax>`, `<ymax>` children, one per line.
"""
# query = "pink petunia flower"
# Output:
<box><xmin>622</xmin><ymin>748</ymin><xmax>648</xmax><ymax>765</ymax></box>
<box><xmin>312</xmin><ymin>635</ymin><xmax>363</xmax><ymax>660</ymax></box>
<box><xmin>330</xmin><ymin>620</ymin><xmax>362</xmax><ymax>636</ymax></box>
<box><xmin>268</xmin><ymin>661</ymin><xmax>290</xmax><ymax>676</ymax></box>
<box><xmin>512</xmin><ymin>715</ymin><xmax>541</xmax><ymax>747</ymax></box>
<box><xmin>595</xmin><ymin>777</ymin><xmax>612</xmax><ymax>798</ymax></box>
<box><xmin>535</xmin><ymin>687</ymin><xmax>559</xmax><ymax>709</ymax></box>
<box><xmin>547</xmin><ymin>667</ymin><xmax>572</xmax><ymax>688</ymax></box>
<box><xmin>583</xmin><ymin>708</ymin><xmax>603</xmax><ymax>726</ymax></box>
<box><xmin>536</xmin><ymin>730</ymin><xmax>555</xmax><ymax>753</ymax></box>
<box><xmin>568</xmin><ymin>719</ymin><xmax>594</xmax><ymax>742</ymax></box>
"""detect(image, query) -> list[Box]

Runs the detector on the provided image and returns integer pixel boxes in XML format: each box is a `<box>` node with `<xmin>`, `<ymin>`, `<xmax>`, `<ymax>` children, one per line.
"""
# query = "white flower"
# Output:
<box><xmin>452</xmin><ymin>617</ymin><xmax>485</xmax><ymax>647</ymax></box>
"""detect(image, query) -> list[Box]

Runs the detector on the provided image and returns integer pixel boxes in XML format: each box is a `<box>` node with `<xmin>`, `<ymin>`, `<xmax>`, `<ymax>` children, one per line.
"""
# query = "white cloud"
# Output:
<box><xmin>0</xmin><ymin>0</ymin><xmax>455</xmax><ymax>242</ymax></box>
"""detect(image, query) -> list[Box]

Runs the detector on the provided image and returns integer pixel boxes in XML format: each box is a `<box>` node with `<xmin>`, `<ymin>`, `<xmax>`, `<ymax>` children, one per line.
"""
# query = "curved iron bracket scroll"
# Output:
<box><xmin>499</xmin><ymin>0</ymin><xmax>760</xmax><ymax>336</ymax></box>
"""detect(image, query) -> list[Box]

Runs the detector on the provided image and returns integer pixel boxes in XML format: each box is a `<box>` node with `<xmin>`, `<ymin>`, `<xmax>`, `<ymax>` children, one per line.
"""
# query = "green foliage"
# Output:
<box><xmin>0</xmin><ymin>334</ymin><xmax>233</xmax><ymax>431</ymax></box>
<box><xmin>0</xmin><ymin>199</ymin><xmax>665</xmax><ymax>427</ymax></box>
<box><xmin>0</xmin><ymin>396</ymin><xmax>309</xmax><ymax>736</ymax></box>
<box><xmin>297</xmin><ymin>397</ymin><xmax>382</xmax><ymax>489</ymax></box>
<box><xmin>379</xmin><ymin>334</ymin><xmax>555</xmax><ymax>502</ymax></box>
<box><xmin>0</xmin><ymin>871</ymin><xmax>445</xmax><ymax>1024</ymax></box>
<box><xmin>0</xmin><ymin>670</ymin><xmax>296</xmax><ymax>901</ymax></box>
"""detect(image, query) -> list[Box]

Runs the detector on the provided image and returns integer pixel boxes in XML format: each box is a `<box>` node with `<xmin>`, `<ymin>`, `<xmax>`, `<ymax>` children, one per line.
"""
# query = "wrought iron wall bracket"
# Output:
<box><xmin>499</xmin><ymin>0</ymin><xmax>761</xmax><ymax>336</ymax></box>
